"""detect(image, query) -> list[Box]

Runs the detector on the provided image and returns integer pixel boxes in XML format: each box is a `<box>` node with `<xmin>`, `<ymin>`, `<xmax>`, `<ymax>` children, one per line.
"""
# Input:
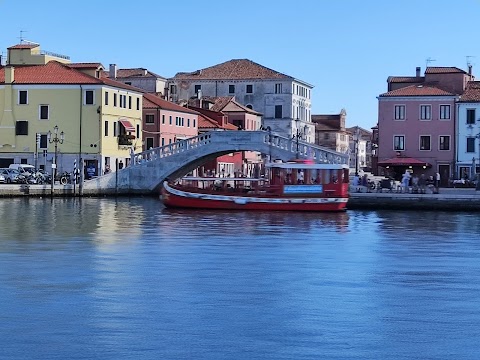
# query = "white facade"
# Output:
<box><xmin>456</xmin><ymin>101</ymin><xmax>480</xmax><ymax>179</ymax></box>
<box><xmin>169</xmin><ymin>76</ymin><xmax>314</xmax><ymax>142</ymax></box>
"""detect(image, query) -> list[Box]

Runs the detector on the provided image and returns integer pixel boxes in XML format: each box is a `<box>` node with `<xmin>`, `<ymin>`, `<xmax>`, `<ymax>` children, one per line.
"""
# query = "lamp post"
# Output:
<box><xmin>292</xmin><ymin>118</ymin><xmax>307</xmax><ymax>158</ymax></box>
<box><xmin>353</xmin><ymin>128</ymin><xmax>360</xmax><ymax>176</ymax></box>
<box><xmin>47</xmin><ymin>125</ymin><xmax>65</xmax><ymax>196</ymax></box>
<box><xmin>476</xmin><ymin>133</ymin><xmax>480</xmax><ymax>191</ymax></box>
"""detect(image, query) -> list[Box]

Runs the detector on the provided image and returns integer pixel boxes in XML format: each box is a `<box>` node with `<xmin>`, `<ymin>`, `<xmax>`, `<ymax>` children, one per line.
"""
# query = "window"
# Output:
<box><xmin>420</xmin><ymin>105</ymin><xmax>431</xmax><ymax>120</ymax></box>
<box><xmin>394</xmin><ymin>135</ymin><xmax>405</xmax><ymax>150</ymax></box>
<box><xmin>467</xmin><ymin>137</ymin><xmax>475</xmax><ymax>152</ymax></box>
<box><xmin>324</xmin><ymin>133</ymin><xmax>330</xmax><ymax>140</ymax></box>
<box><xmin>136</xmin><ymin>97</ymin><xmax>140</xmax><ymax>110</ymax></box>
<box><xmin>114</xmin><ymin>93</ymin><xmax>117</xmax><ymax>107</ymax></box>
<box><xmin>39</xmin><ymin>134</ymin><xmax>48</xmax><ymax>149</ymax></box>
<box><xmin>113</xmin><ymin>121</ymin><xmax>117</xmax><ymax>137</ymax></box>
<box><xmin>246</xmin><ymin>84</ymin><xmax>253</xmax><ymax>94</ymax></box>
<box><xmin>125</xmin><ymin>82</ymin><xmax>132</xmax><ymax>85</ymax></box>
<box><xmin>194</xmin><ymin>85</ymin><xmax>201</xmax><ymax>94</ymax></box>
<box><xmin>129</xmin><ymin>96</ymin><xmax>132</xmax><ymax>109</ymax></box>
<box><xmin>246</xmin><ymin>104</ymin><xmax>253</xmax><ymax>109</ymax></box>
<box><xmin>146</xmin><ymin>137</ymin><xmax>154</xmax><ymax>150</ymax></box>
<box><xmin>275</xmin><ymin>83</ymin><xmax>282</xmax><ymax>94</ymax></box>
<box><xmin>420</xmin><ymin>135</ymin><xmax>431</xmax><ymax>150</ymax></box>
<box><xmin>136</xmin><ymin>124</ymin><xmax>140</xmax><ymax>136</ymax></box>
<box><xmin>18</xmin><ymin>90</ymin><xmax>28</xmax><ymax>105</ymax></box>
<box><xmin>467</xmin><ymin>109</ymin><xmax>476</xmax><ymax>124</ymax></box>
<box><xmin>229</xmin><ymin>85</ymin><xmax>235</xmax><ymax>94</ymax></box>
<box><xmin>85</xmin><ymin>90</ymin><xmax>94</xmax><ymax>105</ymax></box>
<box><xmin>162</xmin><ymin>115</ymin><xmax>165</xmax><ymax>124</ymax></box>
<box><xmin>104</xmin><ymin>120</ymin><xmax>108</xmax><ymax>136</ymax></box>
<box><xmin>146</xmin><ymin>114</ymin><xmax>154</xmax><ymax>124</ymax></box>
<box><xmin>39</xmin><ymin>105</ymin><xmax>49</xmax><ymax>120</ymax></box>
<box><xmin>15</xmin><ymin>121</ymin><xmax>28</xmax><ymax>135</ymax></box>
<box><xmin>105</xmin><ymin>92</ymin><xmax>109</xmax><ymax>106</ymax></box>
<box><xmin>187</xmin><ymin>118</ymin><xmax>190</xmax><ymax>127</ymax></box>
<box><xmin>440</xmin><ymin>105</ymin><xmax>450</xmax><ymax>119</ymax></box>
<box><xmin>274</xmin><ymin>105</ymin><xmax>282</xmax><ymax>118</ymax></box>
<box><xmin>394</xmin><ymin>105</ymin><xmax>405</xmax><ymax>120</ymax></box>
<box><xmin>169</xmin><ymin>116</ymin><xmax>172</xmax><ymax>125</ymax></box>
<box><xmin>439</xmin><ymin>136</ymin><xmax>450</xmax><ymax>150</ymax></box>
<box><xmin>170</xmin><ymin>84</ymin><xmax>177</xmax><ymax>95</ymax></box>
<box><xmin>193</xmin><ymin>119</ymin><xmax>196</xmax><ymax>128</ymax></box>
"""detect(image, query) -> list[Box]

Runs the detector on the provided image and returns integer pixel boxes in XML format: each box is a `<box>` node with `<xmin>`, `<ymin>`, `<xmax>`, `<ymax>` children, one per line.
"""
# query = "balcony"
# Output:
<box><xmin>118</xmin><ymin>134</ymin><xmax>135</xmax><ymax>146</ymax></box>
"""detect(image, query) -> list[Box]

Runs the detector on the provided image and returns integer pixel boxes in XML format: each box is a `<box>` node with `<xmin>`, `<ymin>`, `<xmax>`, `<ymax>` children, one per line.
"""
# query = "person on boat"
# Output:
<box><xmin>298</xmin><ymin>170</ymin><xmax>304</xmax><ymax>184</ymax></box>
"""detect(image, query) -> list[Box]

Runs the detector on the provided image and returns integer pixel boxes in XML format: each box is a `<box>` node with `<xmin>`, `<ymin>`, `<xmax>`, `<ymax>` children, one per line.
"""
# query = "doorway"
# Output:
<box><xmin>438</xmin><ymin>164</ymin><xmax>450</xmax><ymax>187</ymax></box>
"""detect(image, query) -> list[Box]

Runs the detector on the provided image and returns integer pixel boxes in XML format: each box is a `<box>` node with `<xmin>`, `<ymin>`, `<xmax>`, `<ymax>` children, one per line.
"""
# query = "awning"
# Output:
<box><xmin>119</xmin><ymin>119</ymin><xmax>135</xmax><ymax>132</ymax></box>
<box><xmin>377</xmin><ymin>156</ymin><xmax>431</xmax><ymax>167</ymax></box>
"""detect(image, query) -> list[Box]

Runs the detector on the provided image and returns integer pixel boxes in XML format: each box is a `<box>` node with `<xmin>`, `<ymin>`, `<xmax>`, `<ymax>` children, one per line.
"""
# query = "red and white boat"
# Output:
<box><xmin>161</xmin><ymin>160</ymin><xmax>350</xmax><ymax>211</ymax></box>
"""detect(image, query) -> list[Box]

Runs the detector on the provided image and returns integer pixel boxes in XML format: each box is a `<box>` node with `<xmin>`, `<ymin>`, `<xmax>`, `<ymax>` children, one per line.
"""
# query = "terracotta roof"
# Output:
<box><xmin>190</xmin><ymin>106</ymin><xmax>238</xmax><ymax>130</ymax></box>
<box><xmin>312</xmin><ymin>114</ymin><xmax>343</xmax><ymax>131</ymax></box>
<box><xmin>458</xmin><ymin>81</ymin><xmax>480</xmax><ymax>102</ymax></box>
<box><xmin>379</xmin><ymin>84</ymin><xmax>455</xmax><ymax>97</ymax></box>
<box><xmin>7</xmin><ymin>44</ymin><xmax>38</xmax><ymax>49</ymax></box>
<box><xmin>425</xmin><ymin>66</ymin><xmax>466</xmax><ymax>74</ymax></box>
<box><xmin>143</xmin><ymin>93</ymin><xmax>199</xmax><ymax>114</ymax></box>
<box><xmin>67</xmin><ymin>63</ymin><xmax>104</xmax><ymax>69</ymax></box>
<box><xmin>0</xmin><ymin>61</ymin><xmax>103</xmax><ymax>84</ymax></box>
<box><xmin>173</xmin><ymin>59</ymin><xmax>292</xmax><ymax>80</ymax></box>
<box><xmin>387</xmin><ymin>76</ymin><xmax>424</xmax><ymax>83</ymax></box>
<box><xmin>103</xmin><ymin>68</ymin><xmax>165</xmax><ymax>79</ymax></box>
<box><xmin>0</xmin><ymin>61</ymin><xmax>144</xmax><ymax>93</ymax></box>
<box><xmin>209</xmin><ymin>96</ymin><xmax>234</xmax><ymax>112</ymax></box>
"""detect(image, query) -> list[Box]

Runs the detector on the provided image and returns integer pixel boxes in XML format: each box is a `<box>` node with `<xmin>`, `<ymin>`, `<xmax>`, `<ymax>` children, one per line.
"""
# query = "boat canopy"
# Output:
<box><xmin>265</xmin><ymin>162</ymin><xmax>349</xmax><ymax>170</ymax></box>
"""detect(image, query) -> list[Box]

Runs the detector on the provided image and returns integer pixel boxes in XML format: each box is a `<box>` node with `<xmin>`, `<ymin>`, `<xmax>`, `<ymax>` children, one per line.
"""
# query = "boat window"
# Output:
<box><xmin>323</xmin><ymin>169</ymin><xmax>331</xmax><ymax>184</ymax></box>
<box><xmin>343</xmin><ymin>168</ymin><xmax>349</xmax><ymax>183</ymax></box>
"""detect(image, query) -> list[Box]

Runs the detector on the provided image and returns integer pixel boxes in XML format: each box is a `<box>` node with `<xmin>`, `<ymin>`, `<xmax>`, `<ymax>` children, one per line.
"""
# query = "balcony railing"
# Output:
<box><xmin>118</xmin><ymin>134</ymin><xmax>135</xmax><ymax>146</ymax></box>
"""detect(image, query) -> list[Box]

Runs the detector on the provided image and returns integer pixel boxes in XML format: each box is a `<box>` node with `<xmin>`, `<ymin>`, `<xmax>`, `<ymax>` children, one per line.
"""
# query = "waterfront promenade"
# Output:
<box><xmin>0</xmin><ymin>183</ymin><xmax>479</xmax><ymax>211</ymax></box>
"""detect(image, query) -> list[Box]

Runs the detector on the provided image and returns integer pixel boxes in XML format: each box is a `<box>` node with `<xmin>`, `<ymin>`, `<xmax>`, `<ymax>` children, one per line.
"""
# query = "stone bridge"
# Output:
<box><xmin>83</xmin><ymin>130</ymin><xmax>349</xmax><ymax>195</ymax></box>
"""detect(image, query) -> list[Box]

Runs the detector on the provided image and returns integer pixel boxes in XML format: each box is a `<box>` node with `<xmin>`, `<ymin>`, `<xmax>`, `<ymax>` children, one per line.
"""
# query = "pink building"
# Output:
<box><xmin>142</xmin><ymin>93</ymin><xmax>198</xmax><ymax>150</ymax></box>
<box><xmin>377</xmin><ymin>66</ymin><xmax>472</xmax><ymax>185</ymax></box>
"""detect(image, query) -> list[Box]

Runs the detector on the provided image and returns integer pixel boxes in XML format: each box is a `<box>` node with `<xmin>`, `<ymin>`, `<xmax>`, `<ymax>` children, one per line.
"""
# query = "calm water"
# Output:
<box><xmin>1</xmin><ymin>198</ymin><xmax>480</xmax><ymax>359</ymax></box>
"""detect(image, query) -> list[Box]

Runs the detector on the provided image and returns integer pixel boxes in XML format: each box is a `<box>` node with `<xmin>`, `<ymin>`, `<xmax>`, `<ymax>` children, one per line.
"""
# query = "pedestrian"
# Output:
<box><xmin>119</xmin><ymin>160</ymin><xmax>124</xmax><ymax>169</ymax></box>
<box><xmin>418</xmin><ymin>174</ymin><xmax>427</xmax><ymax>194</ymax></box>
<box><xmin>435</xmin><ymin>171</ymin><xmax>441</xmax><ymax>193</ymax></box>
<box><xmin>401</xmin><ymin>170</ymin><xmax>411</xmax><ymax>193</ymax></box>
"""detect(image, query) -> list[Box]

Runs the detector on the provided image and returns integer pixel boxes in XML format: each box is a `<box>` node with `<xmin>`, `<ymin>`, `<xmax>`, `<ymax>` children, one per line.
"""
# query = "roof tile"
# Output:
<box><xmin>379</xmin><ymin>84</ymin><xmax>455</xmax><ymax>97</ymax></box>
<box><xmin>174</xmin><ymin>59</ymin><xmax>292</xmax><ymax>80</ymax></box>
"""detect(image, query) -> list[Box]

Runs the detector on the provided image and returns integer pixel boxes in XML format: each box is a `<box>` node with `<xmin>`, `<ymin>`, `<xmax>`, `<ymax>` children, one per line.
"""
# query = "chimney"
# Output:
<box><xmin>5</xmin><ymin>66</ymin><xmax>14</xmax><ymax>84</ymax></box>
<box><xmin>164</xmin><ymin>86</ymin><xmax>169</xmax><ymax>100</ymax></box>
<box><xmin>109</xmin><ymin>64</ymin><xmax>117</xmax><ymax>79</ymax></box>
<box><xmin>416</xmin><ymin>67</ymin><xmax>421</xmax><ymax>77</ymax></box>
<box><xmin>468</xmin><ymin>65</ymin><xmax>473</xmax><ymax>76</ymax></box>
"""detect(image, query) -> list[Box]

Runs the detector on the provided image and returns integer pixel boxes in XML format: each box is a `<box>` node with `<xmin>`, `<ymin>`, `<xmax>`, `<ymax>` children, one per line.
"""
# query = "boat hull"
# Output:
<box><xmin>161</xmin><ymin>182</ymin><xmax>348</xmax><ymax>212</ymax></box>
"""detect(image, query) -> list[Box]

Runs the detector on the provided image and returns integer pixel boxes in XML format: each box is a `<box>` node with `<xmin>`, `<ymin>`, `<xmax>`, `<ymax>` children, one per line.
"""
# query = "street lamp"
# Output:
<box><xmin>47</xmin><ymin>125</ymin><xmax>65</xmax><ymax>196</ymax></box>
<box><xmin>352</xmin><ymin>128</ymin><xmax>360</xmax><ymax>176</ymax></box>
<box><xmin>476</xmin><ymin>133</ymin><xmax>480</xmax><ymax>191</ymax></box>
<box><xmin>292</xmin><ymin>118</ymin><xmax>307</xmax><ymax>158</ymax></box>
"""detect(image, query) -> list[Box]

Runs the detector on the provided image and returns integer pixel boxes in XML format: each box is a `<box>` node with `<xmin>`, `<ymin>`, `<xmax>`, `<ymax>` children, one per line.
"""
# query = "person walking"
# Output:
<box><xmin>401</xmin><ymin>170</ymin><xmax>411</xmax><ymax>193</ymax></box>
<box><xmin>419</xmin><ymin>174</ymin><xmax>427</xmax><ymax>194</ymax></box>
<box><xmin>434</xmin><ymin>171</ymin><xmax>441</xmax><ymax>194</ymax></box>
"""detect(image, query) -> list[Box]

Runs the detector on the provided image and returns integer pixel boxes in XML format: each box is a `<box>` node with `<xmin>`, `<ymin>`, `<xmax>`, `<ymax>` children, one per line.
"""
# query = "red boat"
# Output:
<box><xmin>161</xmin><ymin>160</ymin><xmax>350</xmax><ymax>211</ymax></box>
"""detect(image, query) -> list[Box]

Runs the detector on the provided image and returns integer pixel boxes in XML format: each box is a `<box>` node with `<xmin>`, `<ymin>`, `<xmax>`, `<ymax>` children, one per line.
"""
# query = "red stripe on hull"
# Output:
<box><xmin>161</xmin><ymin>192</ymin><xmax>347</xmax><ymax>212</ymax></box>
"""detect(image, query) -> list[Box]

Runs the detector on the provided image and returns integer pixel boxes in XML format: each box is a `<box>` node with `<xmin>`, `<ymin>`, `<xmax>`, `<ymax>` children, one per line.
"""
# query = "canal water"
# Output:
<box><xmin>1</xmin><ymin>198</ymin><xmax>480</xmax><ymax>359</ymax></box>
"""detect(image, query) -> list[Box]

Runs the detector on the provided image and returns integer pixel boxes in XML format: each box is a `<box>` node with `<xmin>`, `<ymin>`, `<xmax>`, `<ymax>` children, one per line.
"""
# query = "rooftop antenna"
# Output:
<box><xmin>426</xmin><ymin>57</ymin><xmax>436</xmax><ymax>68</ymax></box>
<box><xmin>466</xmin><ymin>55</ymin><xmax>475</xmax><ymax>67</ymax></box>
<box><xmin>18</xmin><ymin>30</ymin><xmax>27</xmax><ymax>43</ymax></box>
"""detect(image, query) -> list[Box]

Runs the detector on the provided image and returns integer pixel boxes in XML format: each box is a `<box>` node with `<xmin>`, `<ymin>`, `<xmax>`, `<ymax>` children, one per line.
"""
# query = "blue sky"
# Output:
<box><xmin>1</xmin><ymin>0</ymin><xmax>479</xmax><ymax>131</ymax></box>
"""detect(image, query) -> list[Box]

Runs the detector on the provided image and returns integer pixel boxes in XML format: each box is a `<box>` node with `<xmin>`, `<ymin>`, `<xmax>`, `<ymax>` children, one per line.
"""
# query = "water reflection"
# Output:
<box><xmin>1</xmin><ymin>198</ymin><xmax>480</xmax><ymax>359</ymax></box>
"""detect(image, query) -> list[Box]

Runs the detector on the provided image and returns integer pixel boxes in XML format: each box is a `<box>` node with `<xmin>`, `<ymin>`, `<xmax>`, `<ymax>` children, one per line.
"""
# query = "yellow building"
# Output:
<box><xmin>0</xmin><ymin>42</ymin><xmax>143</xmax><ymax>177</ymax></box>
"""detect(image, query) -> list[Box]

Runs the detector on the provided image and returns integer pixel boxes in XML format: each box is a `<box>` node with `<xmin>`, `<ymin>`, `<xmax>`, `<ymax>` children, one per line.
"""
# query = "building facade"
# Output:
<box><xmin>377</xmin><ymin>66</ymin><xmax>473</xmax><ymax>184</ymax></box>
<box><xmin>168</xmin><ymin>59</ymin><xmax>314</xmax><ymax>142</ymax></box>
<box><xmin>311</xmin><ymin>109</ymin><xmax>349</xmax><ymax>154</ymax></box>
<box><xmin>0</xmin><ymin>42</ymin><xmax>143</xmax><ymax>176</ymax></box>
<box><xmin>456</xmin><ymin>81</ymin><xmax>480</xmax><ymax>179</ymax></box>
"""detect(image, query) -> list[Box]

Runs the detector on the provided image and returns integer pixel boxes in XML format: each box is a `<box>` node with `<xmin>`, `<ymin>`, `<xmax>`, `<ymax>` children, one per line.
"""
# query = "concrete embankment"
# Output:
<box><xmin>348</xmin><ymin>188</ymin><xmax>480</xmax><ymax>211</ymax></box>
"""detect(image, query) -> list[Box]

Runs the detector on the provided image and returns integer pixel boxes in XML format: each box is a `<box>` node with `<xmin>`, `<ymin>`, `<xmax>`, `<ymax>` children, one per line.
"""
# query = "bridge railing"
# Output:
<box><xmin>130</xmin><ymin>130</ymin><xmax>348</xmax><ymax>166</ymax></box>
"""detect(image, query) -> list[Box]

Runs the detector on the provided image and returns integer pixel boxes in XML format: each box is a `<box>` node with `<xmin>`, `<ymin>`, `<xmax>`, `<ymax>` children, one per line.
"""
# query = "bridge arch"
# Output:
<box><xmin>83</xmin><ymin>131</ymin><xmax>349</xmax><ymax>194</ymax></box>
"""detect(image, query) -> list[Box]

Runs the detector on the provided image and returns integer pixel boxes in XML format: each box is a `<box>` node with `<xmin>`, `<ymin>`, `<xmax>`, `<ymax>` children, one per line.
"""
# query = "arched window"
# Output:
<box><xmin>246</xmin><ymin>104</ymin><xmax>253</xmax><ymax>109</ymax></box>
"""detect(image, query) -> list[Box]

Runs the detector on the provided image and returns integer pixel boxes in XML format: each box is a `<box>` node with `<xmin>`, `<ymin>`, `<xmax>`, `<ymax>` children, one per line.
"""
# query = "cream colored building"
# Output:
<box><xmin>0</xmin><ymin>42</ymin><xmax>143</xmax><ymax>177</ymax></box>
